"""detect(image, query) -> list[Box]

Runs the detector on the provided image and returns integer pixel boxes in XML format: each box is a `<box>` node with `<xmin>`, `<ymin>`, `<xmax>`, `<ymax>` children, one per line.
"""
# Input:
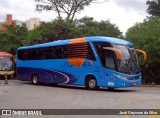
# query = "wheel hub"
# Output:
<box><xmin>89</xmin><ymin>80</ymin><xmax>96</xmax><ymax>88</ymax></box>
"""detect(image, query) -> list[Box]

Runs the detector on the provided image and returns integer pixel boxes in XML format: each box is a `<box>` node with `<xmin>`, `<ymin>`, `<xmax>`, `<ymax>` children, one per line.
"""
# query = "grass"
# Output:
<box><xmin>140</xmin><ymin>84</ymin><xmax>160</xmax><ymax>87</ymax></box>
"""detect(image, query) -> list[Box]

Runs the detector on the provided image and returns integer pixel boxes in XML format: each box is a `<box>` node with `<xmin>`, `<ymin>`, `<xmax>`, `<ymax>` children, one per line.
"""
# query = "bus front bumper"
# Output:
<box><xmin>0</xmin><ymin>70</ymin><xmax>14</xmax><ymax>76</ymax></box>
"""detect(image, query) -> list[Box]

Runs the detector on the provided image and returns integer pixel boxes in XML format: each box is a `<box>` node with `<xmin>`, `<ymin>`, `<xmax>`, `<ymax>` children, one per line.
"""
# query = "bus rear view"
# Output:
<box><xmin>16</xmin><ymin>36</ymin><xmax>146</xmax><ymax>90</ymax></box>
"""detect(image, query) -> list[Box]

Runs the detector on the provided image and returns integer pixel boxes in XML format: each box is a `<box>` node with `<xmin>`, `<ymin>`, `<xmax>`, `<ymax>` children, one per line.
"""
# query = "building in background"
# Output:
<box><xmin>0</xmin><ymin>22</ymin><xmax>6</xmax><ymax>31</ymax></box>
<box><xmin>26</xmin><ymin>18</ymin><xmax>41</xmax><ymax>30</ymax></box>
<box><xmin>0</xmin><ymin>14</ymin><xmax>41</xmax><ymax>31</ymax></box>
<box><xmin>0</xmin><ymin>14</ymin><xmax>13</xmax><ymax>31</ymax></box>
<box><xmin>13</xmin><ymin>20</ymin><xmax>25</xmax><ymax>27</ymax></box>
<box><xmin>6</xmin><ymin>14</ymin><xmax>12</xmax><ymax>25</ymax></box>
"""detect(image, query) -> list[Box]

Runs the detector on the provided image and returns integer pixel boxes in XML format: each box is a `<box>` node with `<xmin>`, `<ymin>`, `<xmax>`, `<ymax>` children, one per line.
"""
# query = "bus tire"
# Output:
<box><xmin>31</xmin><ymin>74</ymin><xmax>39</xmax><ymax>85</ymax></box>
<box><xmin>85</xmin><ymin>76</ymin><xmax>98</xmax><ymax>90</ymax></box>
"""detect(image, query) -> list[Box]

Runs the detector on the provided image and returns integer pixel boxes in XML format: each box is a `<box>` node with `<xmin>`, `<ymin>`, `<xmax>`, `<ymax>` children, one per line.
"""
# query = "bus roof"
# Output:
<box><xmin>18</xmin><ymin>36</ymin><xmax>133</xmax><ymax>50</ymax></box>
<box><xmin>0</xmin><ymin>52</ymin><xmax>13</xmax><ymax>57</ymax></box>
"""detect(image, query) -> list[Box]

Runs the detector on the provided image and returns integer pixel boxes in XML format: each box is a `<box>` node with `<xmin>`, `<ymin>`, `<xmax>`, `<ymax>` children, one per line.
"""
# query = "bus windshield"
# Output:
<box><xmin>0</xmin><ymin>57</ymin><xmax>14</xmax><ymax>71</ymax></box>
<box><xmin>113</xmin><ymin>44</ymin><xmax>140</xmax><ymax>74</ymax></box>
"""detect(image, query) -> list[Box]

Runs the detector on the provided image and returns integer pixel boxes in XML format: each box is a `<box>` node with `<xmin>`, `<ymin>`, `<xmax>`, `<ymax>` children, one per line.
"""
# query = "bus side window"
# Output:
<box><xmin>43</xmin><ymin>50</ymin><xmax>48</xmax><ymax>59</ymax></box>
<box><xmin>44</xmin><ymin>48</ymin><xmax>55</xmax><ymax>59</ymax></box>
<box><xmin>55</xmin><ymin>47</ymin><xmax>62</xmax><ymax>59</ymax></box>
<box><xmin>18</xmin><ymin>50</ymin><xmax>23</xmax><ymax>60</ymax></box>
<box><xmin>51</xmin><ymin>48</ymin><xmax>58</xmax><ymax>59</ymax></box>
<box><xmin>62</xmin><ymin>47</ymin><xmax>67</xmax><ymax>58</ymax></box>
<box><xmin>60</xmin><ymin>46</ymin><xmax>67</xmax><ymax>59</ymax></box>
<box><xmin>28</xmin><ymin>49</ymin><xmax>37</xmax><ymax>60</ymax></box>
<box><xmin>18</xmin><ymin>50</ymin><xmax>28</xmax><ymax>60</ymax></box>
<box><xmin>105</xmin><ymin>50</ymin><xmax>115</xmax><ymax>70</ymax></box>
<box><xmin>87</xmin><ymin>43</ymin><xmax>96</xmax><ymax>61</ymax></box>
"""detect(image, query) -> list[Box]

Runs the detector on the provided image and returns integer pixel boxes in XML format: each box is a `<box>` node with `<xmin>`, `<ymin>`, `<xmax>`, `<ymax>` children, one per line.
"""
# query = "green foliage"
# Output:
<box><xmin>146</xmin><ymin>0</ymin><xmax>160</xmax><ymax>17</ymax></box>
<box><xmin>77</xmin><ymin>17</ymin><xmax>122</xmax><ymax>38</ymax></box>
<box><xmin>0</xmin><ymin>25</ymin><xmax>28</xmax><ymax>54</ymax></box>
<box><xmin>126</xmin><ymin>17</ymin><xmax>160</xmax><ymax>84</ymax></box>
<box><xmin>50</xmin><ymin>19</ymin><xmax>81</xmax><ymax>40</ymax></box>
<box><xmin>0</xmin><ymin>17</ymin><xmax>122</xmax><ymax>56</ymax></box>
<box><xmin>23</xmin><ymin>19</ymin><xmax>81</xmax><ymax>46</ymax></box>
<box><xmin>23</xmin><ymin>17</ymin><xmax>122</xmax><ymax>46</ymax></box>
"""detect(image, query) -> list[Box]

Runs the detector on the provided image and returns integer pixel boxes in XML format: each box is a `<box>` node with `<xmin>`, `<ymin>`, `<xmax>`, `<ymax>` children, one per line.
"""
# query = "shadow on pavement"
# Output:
<box><xmin>26</xmin><ymin>82</ymin><xmax>138</xmax><ymax>93</ymax></box>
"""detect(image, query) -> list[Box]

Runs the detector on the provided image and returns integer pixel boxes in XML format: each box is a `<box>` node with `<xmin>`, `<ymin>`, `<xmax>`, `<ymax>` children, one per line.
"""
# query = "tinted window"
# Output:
<box><xmin>105</xmin><ymin>50</ymin><xmax>115</xmax><ymax>70</ymax></box>
<box><xmin>17</xmin><ymin>43</ymin><xmax>95</xmax><ymax>61</ymax></box>
<box><xmin>18</xmin><ymin>50</ymin><xmax>28</xmax><ymax>60</ymax></box>
<box><xmin>93</xmin><ymin>42</ymin><xmax>112</xmax><ymax>66</ymax></box>
<box><xmin>93</xmin><ymin>42</ymin><xmax>112</xmax><ymax>54</ymax></box>
<box><xmin>18</xmin><ymin>46</ymin><xmax>66</xmax><ymax>60</ymax></box>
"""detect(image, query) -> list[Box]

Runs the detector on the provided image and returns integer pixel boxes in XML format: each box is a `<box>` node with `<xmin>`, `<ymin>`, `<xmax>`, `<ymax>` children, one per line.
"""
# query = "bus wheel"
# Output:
<box><xmin>86</xmin><ymin>76</ymin><xmax>98</xmax><ymax>90</ymax></box>
<box><xmin>32</xmin><ymin>74</ymin><xmax>38</xmax><ymax>85</ymax></box>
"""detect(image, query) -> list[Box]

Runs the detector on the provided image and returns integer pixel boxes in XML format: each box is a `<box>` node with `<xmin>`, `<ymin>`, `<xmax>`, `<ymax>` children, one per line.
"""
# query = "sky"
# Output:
<box><xmin>0</xmin><ymin>0</ymin><xmax>148</xmax><ymax>34</ymax></box>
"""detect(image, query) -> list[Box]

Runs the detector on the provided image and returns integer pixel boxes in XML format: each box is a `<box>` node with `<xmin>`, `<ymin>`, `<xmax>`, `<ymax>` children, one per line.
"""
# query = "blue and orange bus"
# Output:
<box><xmin>16</xmin><ymin>36</ymin><xmax>146</xmax><ymax>89</ymax></box>
<box><xmin>0</xmin><ymin>52</ymin><xmax>15</xmax><ymax>79</ymax></box>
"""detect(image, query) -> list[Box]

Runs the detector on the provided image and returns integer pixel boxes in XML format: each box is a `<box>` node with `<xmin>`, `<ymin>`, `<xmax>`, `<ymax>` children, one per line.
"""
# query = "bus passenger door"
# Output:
<box><xmin>103</xmin><ymin>50</ymin><xmax>117</xmax><ymax>88</ymax></box>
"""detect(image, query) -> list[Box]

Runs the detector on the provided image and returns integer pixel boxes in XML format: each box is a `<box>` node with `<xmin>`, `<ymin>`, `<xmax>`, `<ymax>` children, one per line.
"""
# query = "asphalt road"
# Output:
<box><xmin>0</xmin><ymin>80</ymin><xmax>160</xmax><ymax>118</ymax></box>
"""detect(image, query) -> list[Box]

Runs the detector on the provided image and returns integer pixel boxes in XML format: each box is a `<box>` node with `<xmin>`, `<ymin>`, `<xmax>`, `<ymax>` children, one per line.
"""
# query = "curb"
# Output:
<box><xmin>140</xmin><ymin>85</ymin><xmax>160</xmax><ymax>87</ymax></box>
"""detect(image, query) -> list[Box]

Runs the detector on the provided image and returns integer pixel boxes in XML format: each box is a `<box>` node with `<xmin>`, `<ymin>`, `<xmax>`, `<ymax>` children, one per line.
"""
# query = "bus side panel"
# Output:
<box><xmin>17</xmin><ymin>67</ymin><xmax>30</xmax><ymax>81</ymax></box>
<box><xmin>61</xmin><ymin>59</ymin><xmax>107</xmax><ymax>87</ymax></box>
<box><xmin>16</xmin><ymin>60</ymin><xmax>29</xmax><ymax>81</ymax></box>
<box><xmin>82</xmin><ymin>61</ymin><xmax>107</xmax><ymax>87</ymax></box>
<box><xmin>16</xmin><ymin>56</ymin><xmax>107</xmax><ymax>87</ymax></box>
<box><xmin>17</xmin><ymin>59</ymin><xmax>78</xmax><ymax>84</ymax></box>
<box><xmin>17</xmin><ymin>67</ymin><xmax>77</xmax><ymax>84</ymax></box>
<box><xmin>59</xmin><ymin>60</ymin><xmax>85</xmax><ymax>85</ymax></box>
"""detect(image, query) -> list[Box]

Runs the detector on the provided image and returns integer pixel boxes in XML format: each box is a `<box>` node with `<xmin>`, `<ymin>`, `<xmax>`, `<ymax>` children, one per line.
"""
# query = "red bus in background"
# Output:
<box><xmin>0</xmin><ymin>52</ymin><xmax>15</xmax><ymax>79</ymax></box>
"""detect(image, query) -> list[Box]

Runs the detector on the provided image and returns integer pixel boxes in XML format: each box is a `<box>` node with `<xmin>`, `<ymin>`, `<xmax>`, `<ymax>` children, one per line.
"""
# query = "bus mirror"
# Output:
<box><xmin>103</xmin><ymin>47</ymin><xmax>123</xmax><ymax>61</ymax></box>
<box><xmin>135</xmin><ymin>49</ymin><xmax>147</xmax><ymax>61</ymax></box>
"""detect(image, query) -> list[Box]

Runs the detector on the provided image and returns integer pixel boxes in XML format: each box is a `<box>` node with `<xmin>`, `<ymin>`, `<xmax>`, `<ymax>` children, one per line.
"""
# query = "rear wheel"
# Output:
<box><xmin>32</xmin><ymin>74</ymin><xmax>38</xmax><ymax>85</ymax></box>
<box><xmin>85</xmin><ymin>76</ymin><xmax>98</xmax><ymax>90</ymax></box>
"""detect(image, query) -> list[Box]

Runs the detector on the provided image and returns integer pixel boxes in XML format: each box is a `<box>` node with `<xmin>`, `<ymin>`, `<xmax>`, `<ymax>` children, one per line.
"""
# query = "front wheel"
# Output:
<box><xmin>85</xmin><ymin>76</ymin><xmax>98</xmax><ymax>90</ymax></box>
<box><xmin>31</xmin><ymin>74</ymin><xmax>39</xmax><ymax>85</ymax></box>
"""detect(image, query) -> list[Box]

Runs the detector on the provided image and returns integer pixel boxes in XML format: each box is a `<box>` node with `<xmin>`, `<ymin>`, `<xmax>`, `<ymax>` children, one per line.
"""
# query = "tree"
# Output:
<box><xmin>0</xmin><ymin>25</ymin><xmax>28</xmax><ymax>55</ymax></box>
<box><xmin>24</xmin><ymin>17</ymin><xmax>122</xmax><ymax>46</ymax></box>
<box><xmin>77</xmin><ymin>17</ymin><xmax>122</xmax><ymax>38</ymax></box>
<box><xmin>126</xmin><ymin>17</ymin><xmax>160</xmax><ymax>84</ymax></box>
<box><xmin>23</xmin><ymin>19</ymin><xmax>81</xmax><ymax>45</ymax></box>
<box><xmin>35</xmin><ymin>0</ymin><xmax>108</xmax><ymax>21</ymax></box>
<box><xmin>146</xmin><ymin>0</ymin><xmax>160</xmax><ymax>17</ymax></box>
